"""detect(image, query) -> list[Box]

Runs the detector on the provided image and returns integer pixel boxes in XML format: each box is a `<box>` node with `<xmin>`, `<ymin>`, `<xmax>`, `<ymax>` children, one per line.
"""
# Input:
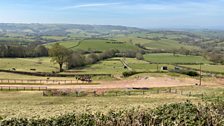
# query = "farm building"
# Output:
<box><xmin>161</xmin><ymin>66</ymin><xmax>168</xmax><ymax>70</ymax></box>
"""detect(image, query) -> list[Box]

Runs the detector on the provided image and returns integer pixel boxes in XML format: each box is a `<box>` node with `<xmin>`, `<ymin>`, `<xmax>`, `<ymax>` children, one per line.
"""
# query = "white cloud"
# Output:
<box><xmin>60</xmin><ymin>3</ymin><xmax>121</xmax><ymax>10</ymax></box>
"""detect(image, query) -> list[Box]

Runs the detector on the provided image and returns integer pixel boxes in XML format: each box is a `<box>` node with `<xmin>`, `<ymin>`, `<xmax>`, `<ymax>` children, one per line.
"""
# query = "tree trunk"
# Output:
<box><xmin>59</xmin><ymin>63</ymin><xmax>63</xmax><ymax>72</ymax></box>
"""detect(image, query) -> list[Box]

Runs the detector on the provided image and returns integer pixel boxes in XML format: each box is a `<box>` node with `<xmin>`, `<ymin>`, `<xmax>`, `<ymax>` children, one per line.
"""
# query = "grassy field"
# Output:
<box><xmin>115</xmin><ymin>37</ymin><xmax>198</xmax><ymax>50</ymax></box>
<box><xmin>180</xmin><ymin>64</ymin><xmax>224</xmax><ymax>73</ymax></box>
<box><xmin>68</xmin><ymin>58</ymin><xmax>127</xmax><ymax>75</ymax></box>
<box><xmin>0</xmin><ymin>85</ymin><xmax>223</xmax><ymax>119</ymax></box>
<box><xmin>143</xmin><ymin>39</ymin><xmax>198</xmax><ymax>50</ymax></box>
<box><xmin>41</xmin><ymin>36</ymin><xmax>67</xmax><ymax>41</ymax></box>
<box><xmin>0</xmin><ymin>89</ymin><xmax>199</xmax><ymax>119</ymax></box>
<box><xmin>124</xmin><ymin>58</ymin><xmax>174</xmax><ymax>72</ymax></box>
<box><xmin>144</xmin><ymin>53</ymin><xmax>211</xmax><ymax>64</ymax></box>
<box><xmin>49</xmin><ymin>39</ymin><xmax>140</xmax><ymax>51</ymax></box>
<box><xmin>0</xmin><ymin>57</ymin><xmax>59</xmax><ymax>72</ymax></box>
<box><xmin>68</xmin><ymin>58</ymin><xmax>175</xmax><ymax>75</ymax></box>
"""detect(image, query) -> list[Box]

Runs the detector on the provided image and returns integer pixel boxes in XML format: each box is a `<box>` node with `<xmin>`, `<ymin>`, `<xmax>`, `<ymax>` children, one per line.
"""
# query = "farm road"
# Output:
<box><xmin>0</xmin><ymin>76</ymin><xmax>219</xmax><ymax>90</ymax></box>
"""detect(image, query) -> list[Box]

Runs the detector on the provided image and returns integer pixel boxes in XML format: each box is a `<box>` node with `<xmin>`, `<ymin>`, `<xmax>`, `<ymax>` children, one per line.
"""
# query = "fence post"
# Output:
<box><xmin>201</xmin><ymin>93</ymin><xmax>204</xmax><ymax>100</ymax></box>
<box><xmin>142</xmin><ymin>90</ymin><xmax>145</xmax><ymax>95</ymax></box>
<box><xmin>93</xmin><ymin>91</ymin><xmax>96</xmax><ymax>96</ymax></box>
<box><xmin>157</xmin><ymin>89</ymin><xmax>159</xmax><ymax>94</ymax></box>
<box><xmin>76</xmin><ymin>91</ymin><xmax>78</xmax><ymax>97</ymax></box>
<box><xmin>169</xmin><ymin>88</ymin><xmax>171</xmax><ymax>93</ymax></box>
<box><xmin>189</xmin><ymin>92</ymin><xmax>191</xmax><ymax>96</ymax></box>
<box><xmin>128</xmin><ymin>91</ymin><xmax>131</xmax><ymax>95</ymax></box>
<box><xmin>116</xmin><ymin>92</ymin><xmax>118</xmax><ymax>96</ymax></box>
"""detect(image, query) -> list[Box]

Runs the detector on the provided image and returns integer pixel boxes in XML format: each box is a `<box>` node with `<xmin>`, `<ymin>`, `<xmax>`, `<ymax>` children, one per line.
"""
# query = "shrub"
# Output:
<box><xmin>0</xmin><ymin>101</ymin><xmax>224</xmax><ymax>126</ymax></box>
<box><xmin>122</xmin><ymin>71</ymin><xmax>138</xmax><ymax>77</ymax></box>
<box><xmin>1</xmin><ymin>101</ymin><xmax>224</xmax><ymax>126</ymax></box>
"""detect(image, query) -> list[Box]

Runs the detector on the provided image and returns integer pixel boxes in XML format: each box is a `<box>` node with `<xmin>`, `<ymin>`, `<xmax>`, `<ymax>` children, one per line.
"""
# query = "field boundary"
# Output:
<box><xmin>0</xmin><ymin>69</ymin><xmax>112</xmax><ymax>77</ymax></box>
<box><xmin>0</xmin><ymin>79</ymin><xmax>99</xmax><ymax>85</ymax></box>
<box><xmin>0</xmin><ymin>86</ymin><xmax>47</xmax><ymax>91</ymax></box>
<box><xmin>177</xmin><ymin>65</ymin><xmax>224</xmax><ymax>75</ymax></box>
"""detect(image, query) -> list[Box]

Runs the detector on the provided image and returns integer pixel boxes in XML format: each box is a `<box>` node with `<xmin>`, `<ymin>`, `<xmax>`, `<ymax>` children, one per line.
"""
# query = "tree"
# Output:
<box><xmin>67</xmin><ymin>53</ymin><xmax>86</xmax><ymax>69</ymax></box>
<box><xmin>136</xmin><ymin>53</ymin><xmax>144</xmax><ymax>60</ymax></box>
<box><xmin>49</xmin><ymin>43</ymin><xmax>71</xmax><ymax>72</ymax></box>
<box><xmin>85</xmin><ymin>53</ymin><xmax>99</xmax><ymax>64</ymax></box>
<box><xmin>34</xmin><ymin>45</ymin><xmax>48</xmax><ymax>57</ymax></box>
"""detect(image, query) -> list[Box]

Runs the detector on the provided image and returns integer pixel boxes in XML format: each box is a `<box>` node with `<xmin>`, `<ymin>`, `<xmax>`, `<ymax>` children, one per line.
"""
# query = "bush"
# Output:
<box><xmin>122</xmin><ymin>71</ymin><xmax>138</xmax><ymax>77</ymax></box>
<box><xmin>174</xmin><ymin>69</ymin><xmax>199</xmax><ymax>77</ymax></box>
<box><xmin>185</xmin><ymin>71</ymin><xmax>199</xmax><ymax>76</ymax></box>
<box><xmin>136</xmin><ymin>53</ymin><xmax>144</xmax><ymax>60</ymax></box>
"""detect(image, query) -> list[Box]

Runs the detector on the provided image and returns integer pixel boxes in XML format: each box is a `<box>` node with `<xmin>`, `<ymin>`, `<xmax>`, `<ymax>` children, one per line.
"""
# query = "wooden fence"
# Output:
<box><xmin>42</xmin><ymin>88</ymin><xmax>198</xmax><ymax>97</ymax></box>
<box><xmin>0</xmin><ymin>79</ymin><xmax>90</xmax><ymax>84</ymax></box>
<box><xmin>0</xmin><ymin>86</ymin><xmax>47</xmax><ymax>91</ymax></box>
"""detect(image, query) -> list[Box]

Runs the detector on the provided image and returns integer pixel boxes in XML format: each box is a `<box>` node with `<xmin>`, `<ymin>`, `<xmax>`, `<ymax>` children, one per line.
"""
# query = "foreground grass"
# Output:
<box><xmin>1</xmin><ymin>84</ymin><xmax>223</xmax><ymax>119</ymax></box>
<box><xmin>0</xmin><ymin>90</ymin><xmax>201</xmax><ymax>119</ymax></box>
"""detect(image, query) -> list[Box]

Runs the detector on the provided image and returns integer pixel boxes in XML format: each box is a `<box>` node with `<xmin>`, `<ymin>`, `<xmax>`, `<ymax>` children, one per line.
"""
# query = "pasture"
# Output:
<box><xmin>180</xmin><ymin>64</ymin><xmax>224</xmax><ymax>73</ymax></box>
<box><xmin>143</xmin><ymin>53</ymin><xmax>211</xmax><ymax>64</ymax></box>
<box><xmin>48</xmin><ymin>39</ymin><xmax>140</xmax><ymax>51</ymax></box>
<box><xmin>0</xmin><ymin>57</ymin><xmax>58</xmax><ymax>72</ymax></box>
<box><xmin>115</xmin><ymin>37</ymin><xmax>198</xmax><ymax>50</ymax></box>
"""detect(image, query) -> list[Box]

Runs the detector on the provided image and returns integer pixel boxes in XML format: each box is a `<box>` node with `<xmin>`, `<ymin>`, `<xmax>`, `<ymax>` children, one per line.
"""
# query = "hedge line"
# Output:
<box><xmin>1</xmin><ymin>101</ymin><xmax>224</xmax><ymax>126</ymax></box>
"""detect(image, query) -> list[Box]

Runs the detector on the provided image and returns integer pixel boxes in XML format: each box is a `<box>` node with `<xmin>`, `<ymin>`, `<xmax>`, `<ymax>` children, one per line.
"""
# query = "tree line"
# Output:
<box><xmin>49</xmin><ymin>43</ymin><xmax>144</xmax><ymax>72</ymax></box>
<box><xmin>0</xmin><ymin>44</ymin><xmax>48</xmax><ymax>58</ymax></box>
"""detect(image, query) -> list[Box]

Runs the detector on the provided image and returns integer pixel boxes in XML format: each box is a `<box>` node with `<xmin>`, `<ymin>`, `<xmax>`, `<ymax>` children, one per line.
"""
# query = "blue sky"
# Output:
<box><xmin>0</xmin><ymin>0</ymin><xmax>224</xmax><ymax>28</ymax></box>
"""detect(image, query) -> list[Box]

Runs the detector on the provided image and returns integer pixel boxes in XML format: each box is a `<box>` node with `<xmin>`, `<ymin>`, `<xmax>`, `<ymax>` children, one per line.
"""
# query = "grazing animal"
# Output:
<box><xmin>76</xmin><ymin>76</ymin><xmax>92</xmax><ymax>83</ymax></box>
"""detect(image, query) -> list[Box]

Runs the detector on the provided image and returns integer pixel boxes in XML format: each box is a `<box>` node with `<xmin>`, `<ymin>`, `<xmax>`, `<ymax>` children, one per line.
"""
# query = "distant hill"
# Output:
<box><xmin>0</xmin><ymin>23</ymin><xmax>146</xmax><ymax>36</ymax></box>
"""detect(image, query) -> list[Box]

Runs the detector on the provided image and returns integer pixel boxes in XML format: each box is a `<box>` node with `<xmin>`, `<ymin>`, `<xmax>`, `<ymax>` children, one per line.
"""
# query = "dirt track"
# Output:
<box><xmin>0</xmin><ymin>76</ymin><xmax>220</xmax><ymax>90</ymax></box>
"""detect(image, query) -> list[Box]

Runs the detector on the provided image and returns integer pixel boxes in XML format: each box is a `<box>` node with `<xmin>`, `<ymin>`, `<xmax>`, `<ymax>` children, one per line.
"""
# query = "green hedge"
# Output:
<box><xmin>122</xmin><ymin>71</ymin><xmax>138</xmax><ymax>77</ymax></box>
<box><xmin>1</xmin><ymin>101</ymin><xmax>224</xmax><ymax>126</ymax></box>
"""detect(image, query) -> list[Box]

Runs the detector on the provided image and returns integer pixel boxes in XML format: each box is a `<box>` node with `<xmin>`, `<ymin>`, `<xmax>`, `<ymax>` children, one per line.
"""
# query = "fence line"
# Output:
<box><xmin>42</xmin><ymin>88</ymin><xmax>190</xmax><ymax>97</ymax></box>
<box><xmin>0</xmin><ymin>86</ymin><xmax>47</xmax><ymax>91</ymax></box>
<box><xmin>0</xmin><ymin>79</ymin><xmax>91</xmax><ymax>84</ymax></box>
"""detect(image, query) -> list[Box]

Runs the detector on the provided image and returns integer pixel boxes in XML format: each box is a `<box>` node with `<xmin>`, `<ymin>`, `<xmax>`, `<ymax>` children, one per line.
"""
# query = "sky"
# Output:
<box><xmin>0</xmin><ymin>0</ymin><xmax>224</xmax><ymax>28</ymax></box>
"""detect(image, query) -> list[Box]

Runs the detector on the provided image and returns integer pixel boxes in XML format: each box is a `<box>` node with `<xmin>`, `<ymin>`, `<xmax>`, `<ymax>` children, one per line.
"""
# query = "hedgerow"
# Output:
<box><xmin>1</xmin><ymin>101</ymin><xmax>224</xmax><ymax>126</ymax></box>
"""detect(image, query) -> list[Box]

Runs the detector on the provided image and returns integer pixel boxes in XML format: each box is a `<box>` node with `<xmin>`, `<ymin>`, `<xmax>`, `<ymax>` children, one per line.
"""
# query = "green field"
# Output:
<box><xmin>144</xmin><ymin>53</ymin><xmax>211</xmax><ymax>64</ymax></box>
<box><xmin>0</xmin><ymin>57</ymin><xmax>58</xmax><ymax>72</ymax></box>
<box><xmin>41</xmin><ymin>36</ymin><xmax>67</xmax><ymax>41</ymax></box>
<box><xmin>49</xmin><ymin>39</ymin><xmax>140</xmax><ymax>51</ymax></box>
<box><xmin>124</xmin><ymin>58</ymin><xmax>174</xmax><ymax>72</ymax></box>
<box><xmin>67</xmin><ymin>58</ymin><xmax>127</xmax><ymax>75</ymax></box>
<box><xmin>115</xmin><ymin>37</ymin><xmax>198</xmax><ymax>50</ymax></box>
<box><xmin>143</xmin><ymin>39</ymin><xmax>198</xmax><ymax>50</ymax></box>
<box><xmin>180</xmin><ymin>64</ymin><xmax>224</xmax><ymax>73</ymax></box>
